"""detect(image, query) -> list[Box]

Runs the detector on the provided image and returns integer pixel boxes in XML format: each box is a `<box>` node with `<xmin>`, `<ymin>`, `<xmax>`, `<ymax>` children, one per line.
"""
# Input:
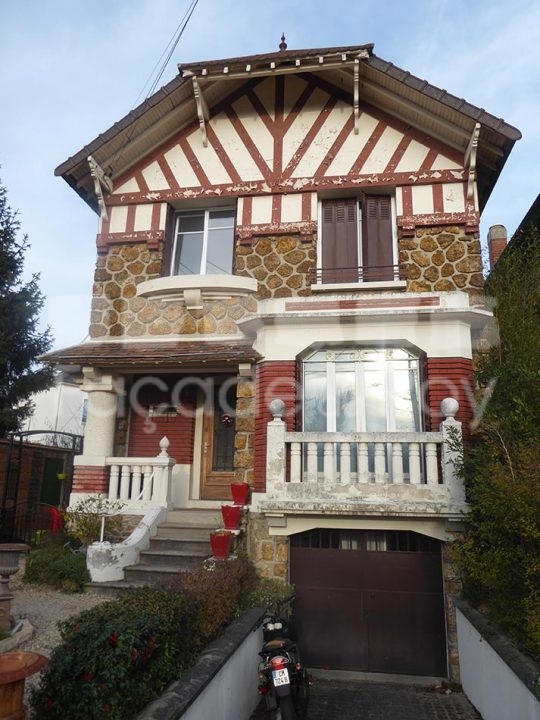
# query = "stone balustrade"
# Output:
<box><xmin>105</xmin><ymin>436</ymin><xmax>176</xmax><ymax>511</ymax></box>
<box><xmin>265</xmin><ymin>398</ymin><xmax>466</xmax><ymax>515</ymax></box>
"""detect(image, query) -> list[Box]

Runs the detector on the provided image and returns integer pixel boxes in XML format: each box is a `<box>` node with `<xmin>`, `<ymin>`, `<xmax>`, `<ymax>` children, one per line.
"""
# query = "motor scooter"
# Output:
<box><xmin>257</xmin><ymin>595</ymin><xmax>311</xmax><ymax>720</ymax></box>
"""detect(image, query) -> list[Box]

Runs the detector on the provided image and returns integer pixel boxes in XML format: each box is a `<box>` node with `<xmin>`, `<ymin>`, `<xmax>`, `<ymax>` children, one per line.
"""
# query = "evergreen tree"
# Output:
<box><xmin>0</xmin><ymin>176</ymin><xmax>54</xmax><ymax>436</ymax></box>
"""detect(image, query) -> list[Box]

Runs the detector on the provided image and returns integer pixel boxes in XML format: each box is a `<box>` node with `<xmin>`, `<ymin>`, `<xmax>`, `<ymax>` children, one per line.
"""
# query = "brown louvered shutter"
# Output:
<box><xmin>361</xmin><ymin>195</ymin><xmax>394</xmax><ymax>281</ymax></box>
<box><xmin>321</xmin><ymin>199</ymin><xmax>358</xmax><ymax>283</ymax></box>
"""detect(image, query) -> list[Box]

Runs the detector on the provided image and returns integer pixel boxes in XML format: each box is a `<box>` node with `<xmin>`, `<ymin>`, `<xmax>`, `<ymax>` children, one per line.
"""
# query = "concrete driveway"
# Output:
<box><xmin>251</xmin><ymin>671</ymin><xmax>482</xmax><ymax>719</ymax></box>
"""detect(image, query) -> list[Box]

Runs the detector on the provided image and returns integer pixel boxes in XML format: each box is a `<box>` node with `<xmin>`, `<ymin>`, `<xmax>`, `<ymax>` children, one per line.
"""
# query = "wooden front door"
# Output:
<box><xmin>200</xmin><ymin>382</ymin><xmax>236</xmax><ymax>500</ymax></box>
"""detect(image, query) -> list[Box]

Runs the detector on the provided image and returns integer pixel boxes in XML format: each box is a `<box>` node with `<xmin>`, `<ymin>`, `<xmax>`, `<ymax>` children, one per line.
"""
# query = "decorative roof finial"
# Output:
<box><xmin>279</xmin><ymin>33</ymin><xmax>287</xmax><ymax>51</ymax></box>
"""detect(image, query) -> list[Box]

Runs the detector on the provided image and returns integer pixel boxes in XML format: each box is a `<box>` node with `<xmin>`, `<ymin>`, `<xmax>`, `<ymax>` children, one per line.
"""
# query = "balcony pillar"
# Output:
<box><xmin>266</xmin><ymin>400</ymin><xmax>287</xmax><ymax>494</ymax></box>
<box><xmin>440</xmin><ymin>398</ymin><xmax>466</xmax><ymax>504</ymax></box>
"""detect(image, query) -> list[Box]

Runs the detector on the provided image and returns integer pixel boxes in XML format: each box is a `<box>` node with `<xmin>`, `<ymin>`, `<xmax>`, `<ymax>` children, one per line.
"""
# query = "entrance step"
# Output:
<box><xmin>85</xmin><ymin>507</ymin><xmax>219</xmax><ymax>597</ymax></box>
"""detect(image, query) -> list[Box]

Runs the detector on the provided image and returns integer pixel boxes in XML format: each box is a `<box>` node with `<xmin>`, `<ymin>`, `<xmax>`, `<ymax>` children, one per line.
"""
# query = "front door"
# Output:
<box><xmin>200</xmin><ymin>381</ymin><xmax>236</xmax><ymax>500</ymax></box>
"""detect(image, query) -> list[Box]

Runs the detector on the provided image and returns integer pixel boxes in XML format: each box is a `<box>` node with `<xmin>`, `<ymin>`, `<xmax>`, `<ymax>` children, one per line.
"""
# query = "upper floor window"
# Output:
<box><xmin>317</xmin><ymin>195</ymin><xmax>397</xmax><ymax>284</ymax></box>
<box><xmin>171</xmin><ymin>207</ymin><xmax>235</xmax><ymax>276</ymax></box>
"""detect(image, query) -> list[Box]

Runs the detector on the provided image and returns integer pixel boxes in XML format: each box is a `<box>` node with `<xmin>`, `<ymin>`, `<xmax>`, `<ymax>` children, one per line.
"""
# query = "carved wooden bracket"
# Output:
<box><xmin>464</xmin><ymin>122</ymin><xmax>481</xmax><ymax>200</ymax></box>
<box><xmin>88</xmin><ymin>155</ymin><xmax>113</xmax><ymax>220</ymax></box>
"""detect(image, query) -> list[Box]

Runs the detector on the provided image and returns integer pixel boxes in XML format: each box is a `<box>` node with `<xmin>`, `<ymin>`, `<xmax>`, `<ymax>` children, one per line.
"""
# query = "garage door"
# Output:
<box><xmin>290</xmin><ymin>529</ymin><xmax>447</xmax><ymax>676</ymax></box>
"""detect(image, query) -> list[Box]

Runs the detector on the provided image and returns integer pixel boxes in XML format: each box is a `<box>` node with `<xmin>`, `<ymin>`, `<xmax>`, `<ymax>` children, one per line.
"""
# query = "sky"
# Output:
<box><xmin>1</xmin><ymin>0</ymin><xmax>538</xmax><ymax>351</ymax></box>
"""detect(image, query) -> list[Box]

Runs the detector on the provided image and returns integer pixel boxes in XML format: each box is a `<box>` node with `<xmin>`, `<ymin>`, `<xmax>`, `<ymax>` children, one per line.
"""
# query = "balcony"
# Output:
<box><xmin>262</xmin><ymin>398</ymin><xmax>467</xmax><ymax>520</ymax></box>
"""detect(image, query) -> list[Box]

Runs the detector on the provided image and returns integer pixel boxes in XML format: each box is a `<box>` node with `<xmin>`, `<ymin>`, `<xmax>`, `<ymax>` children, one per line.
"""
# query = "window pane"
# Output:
<box><xmin>206</xmin><ymin>226</ymin><xmax>234</xmax><ymax>274</ymax></box>
<box><xmin>335</xmin><ymin>366</ymin><xmax>356</xmax><ymax>432</ymax></box>
<box><xmin>304</xmin><ymin>366</ymin><xmax>327</xmax><ymax>431</ymax></box>
<box><xmin>208</xmin><ymin>209</ymin><xmax>235</xmax><ymax>229</ymax></box>
<box><xmin>174</xmin><ymin>232</ymin><xmax>204</xmax><ymax>275</ymax></box>
<box><xmin>177</xmin><ymin>213</ymin><xmax>204</xmax><ymax>233</ymax></box>
<box><xmin>364</xmin><ymin>368</ymin><xmax>386</xmax><ymax>431</ymax></box>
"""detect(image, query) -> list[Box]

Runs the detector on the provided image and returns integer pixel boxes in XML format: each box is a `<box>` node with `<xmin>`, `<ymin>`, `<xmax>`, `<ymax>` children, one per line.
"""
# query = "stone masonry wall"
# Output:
<box><xmin>235</xmin><ymin>235</ymin><xmax>315</xmax><ymax>299</ymax></box>
<box><xmin>442</xmin><ymin>537</ymin><xmax>464</xmax><ymax>683</ymax></box>
<box><xmin>399</xmin><ymin>226</ymin><xmax>484</xmax><ymax>296</ymax></box>
<box><xmin>89</xmin><ymin>243</ymin><xmax>257</xmax><ymax>339</ymax></box>
<box><xmin>89</xmin><ymin>225</ymin><xmax>483</xmax><ymax>338</ymax></box>
<box><xmin>248</xmin><ymin>513</ymin><xmax>289</xmax><ymax>581</ymax></box>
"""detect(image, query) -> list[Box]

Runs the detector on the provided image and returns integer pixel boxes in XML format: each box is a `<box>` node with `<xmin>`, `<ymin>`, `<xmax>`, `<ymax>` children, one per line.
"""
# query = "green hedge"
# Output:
<box><xmin>29</xmin><ymin>558</ymin><xmax>258</xmax><ymax>719</ymax></box>
<box><xmin>24</xmin><ymin>545</ymin><xmax>90</xmax><ymax>593</ymax></box>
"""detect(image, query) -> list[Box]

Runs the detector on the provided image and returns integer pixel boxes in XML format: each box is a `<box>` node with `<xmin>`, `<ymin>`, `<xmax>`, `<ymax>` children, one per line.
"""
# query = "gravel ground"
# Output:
<box><xmin>4</xmin><ymin>559</ymin><xmax>110</xmax><ymax>703</ymax></box>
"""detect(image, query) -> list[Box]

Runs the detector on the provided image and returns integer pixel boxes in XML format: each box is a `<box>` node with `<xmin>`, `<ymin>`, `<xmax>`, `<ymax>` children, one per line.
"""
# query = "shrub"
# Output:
<box><xmin>238</xmin><ymin>576</ymin><xmax>295</xmax><ymax>615</ymax></box>
<box><xmin>24</xmin><ymin>546</ymin><xmax>89</xmax><ymax>593</ymax></box>
<box><xmin>29</xmin><ymin>558</ymin><xmax>257</xmax><ymax>719</ymax></box>
<box><xmin>63</xmin><ymin>496</ymin><xmax>125</xmax><ymax>547</ymax></box>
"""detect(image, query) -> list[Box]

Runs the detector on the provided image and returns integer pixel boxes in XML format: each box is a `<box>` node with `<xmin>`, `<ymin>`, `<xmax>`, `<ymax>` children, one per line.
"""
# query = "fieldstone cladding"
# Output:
<box><xmin>89</xmin><ymin>226</ymin><xmax>483</xmax><ymax>338</ymax></box>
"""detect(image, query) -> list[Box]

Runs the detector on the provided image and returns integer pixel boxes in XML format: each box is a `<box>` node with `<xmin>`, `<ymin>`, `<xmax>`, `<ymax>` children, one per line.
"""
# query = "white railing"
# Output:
<box><xmin>266</xmin><ymin>398</ymin><xmax>465</xmax><ymax>507</ymax></box>
<box><xmin>284</xmin><ymin>431</ymin><xmax>442</xmax><ymax>485</ymax></box>
<box><xmin>105</xmin><ymin>436</ymin><xmax>176</xmax><ymax>511</ymax></box>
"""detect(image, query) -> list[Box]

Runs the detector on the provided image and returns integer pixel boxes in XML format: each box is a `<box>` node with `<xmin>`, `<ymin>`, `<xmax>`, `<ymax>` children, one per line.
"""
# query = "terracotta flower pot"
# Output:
<box><xmin>0</xmin><ymin>651</ymin><xmax>47</xmax><ymax>720</ymax></box>
<box><xmin>209</xmin><ymin>531</ymin><xmax>233</xmax><ymax>560</ymax></box>
<box><xmin>221</xmin><ymin>504</ymin><xmax>242</xmax><ymax>530</ymax></box>
<box><xmin>230</xmin><ymin>482</ymin><xmax>250</xmax><ymax>506</ymax></box>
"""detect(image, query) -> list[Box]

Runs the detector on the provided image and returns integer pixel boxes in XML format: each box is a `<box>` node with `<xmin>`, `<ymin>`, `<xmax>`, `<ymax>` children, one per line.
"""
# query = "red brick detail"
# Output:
<box><xmin>254</xmin><ymin>361</ymin><xmax>297</xmax><ymax>492</ymax></box>
<box><xmin>128</xmin><ymin>390</ymin><xmax>196</xmax><ymax>465</ymax></box>
<box><xmin>72</xmin><ymin>466</ymin><xmax>109</xmax><ymax>495</ymax></box>
<box><xmin>426</xmin><ymin>358</ymin><xmax>474</xmax><ymax>436</ymax></box>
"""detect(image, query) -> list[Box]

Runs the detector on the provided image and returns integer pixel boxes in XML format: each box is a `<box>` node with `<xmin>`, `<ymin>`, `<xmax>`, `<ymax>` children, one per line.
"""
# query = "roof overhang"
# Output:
<box><xmin>55</xmin><ymin>43</ymin><xmax>521</xmax><ymax>215</ymax></box>
<box><xmin>41</xmin><ymin>339</ymin><xmax>262</xmax><ymax>375</ymax></box>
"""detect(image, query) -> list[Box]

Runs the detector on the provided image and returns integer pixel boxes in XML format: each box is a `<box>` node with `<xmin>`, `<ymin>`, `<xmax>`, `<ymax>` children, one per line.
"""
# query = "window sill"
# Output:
<box><xmin>311</xmin><ymin>280</ymin><xmax>407</xmax><ymax>292</ymax></box>
<box><xmin>136</xmin><ymin>275</ymin><xmax>258</xmax><ymax>309</ymax></box>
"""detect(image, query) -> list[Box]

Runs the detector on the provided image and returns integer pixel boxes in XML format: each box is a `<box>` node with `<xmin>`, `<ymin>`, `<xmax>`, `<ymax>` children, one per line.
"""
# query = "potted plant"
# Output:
<box><xmin>230</xmin><ymin>482</ymin><xmax>250</xmax><ymax>506</ymax></box>
<box><xmin>209</xmin><ymin>530</ymin><xmax>233</xmax><ymax>560</ymax></box>
<box><xmin>220</xmin><ymin>504</ymin><xmax>242</xmax><ymax>530</ymax></box>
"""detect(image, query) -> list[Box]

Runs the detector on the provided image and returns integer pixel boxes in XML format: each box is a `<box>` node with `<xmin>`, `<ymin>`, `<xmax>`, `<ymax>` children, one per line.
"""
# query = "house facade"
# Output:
<box><xmin>46</xmin><ymin>42</ymin><xmax>520</xmax><ymax>680</ymax></box>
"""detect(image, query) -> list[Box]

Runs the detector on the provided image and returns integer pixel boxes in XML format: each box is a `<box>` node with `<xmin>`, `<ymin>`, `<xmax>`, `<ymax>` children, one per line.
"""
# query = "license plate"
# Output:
<box><xmin>272</xmin><ymin>668</ymin><xmax>290</xmax><ymax>687</ymax></box>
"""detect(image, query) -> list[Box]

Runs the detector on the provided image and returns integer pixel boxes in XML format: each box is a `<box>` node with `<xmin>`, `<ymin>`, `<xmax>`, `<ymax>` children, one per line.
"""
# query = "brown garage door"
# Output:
<box><xmin>290</xmin><ymin>529</ymin><xmax>447</xmax><ymax>676</ymax></box>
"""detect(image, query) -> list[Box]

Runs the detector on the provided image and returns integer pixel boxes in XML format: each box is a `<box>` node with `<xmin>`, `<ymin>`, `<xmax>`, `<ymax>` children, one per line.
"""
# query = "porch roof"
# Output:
<box><xmin>41</xmin><ymin>339</ymin><xmax>261</xmax><ymax>371</ymax></box>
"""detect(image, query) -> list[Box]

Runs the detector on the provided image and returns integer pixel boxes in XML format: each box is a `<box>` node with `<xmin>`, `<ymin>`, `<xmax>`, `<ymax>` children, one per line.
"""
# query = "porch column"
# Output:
<box><xmin>72</xmin><ymin>368</ymin><xmax>119</xmax><ymax>497</ymax></box>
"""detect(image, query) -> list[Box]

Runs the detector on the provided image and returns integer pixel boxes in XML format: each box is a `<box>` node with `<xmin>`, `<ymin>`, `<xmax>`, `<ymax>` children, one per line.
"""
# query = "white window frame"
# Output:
<box><xmin>171</xmin><ymin>206</ymin><xmax>236</xmax><ymax>276</ymax></box>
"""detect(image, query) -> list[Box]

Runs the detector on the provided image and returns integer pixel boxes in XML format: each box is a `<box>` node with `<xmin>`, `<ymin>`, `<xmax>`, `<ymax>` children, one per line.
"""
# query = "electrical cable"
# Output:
<box><xmin>109</xmin><ymin>0</ymin><xmax>200</xmax><ymax>174</ymax></box>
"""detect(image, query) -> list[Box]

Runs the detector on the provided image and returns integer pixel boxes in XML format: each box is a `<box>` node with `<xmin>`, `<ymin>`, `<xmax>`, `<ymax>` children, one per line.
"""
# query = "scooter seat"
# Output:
<box><xmin>262</xmin><ymin>638</ymin><xmax>295</xmax><ymax>652</ymax></box>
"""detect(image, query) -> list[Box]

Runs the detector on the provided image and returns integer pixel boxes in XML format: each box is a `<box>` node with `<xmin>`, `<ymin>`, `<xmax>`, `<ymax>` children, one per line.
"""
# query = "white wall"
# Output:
<box><xmin>457</xmin><ymin>607</ymin><xmax>540</xmax><ymax>720</ymax></box>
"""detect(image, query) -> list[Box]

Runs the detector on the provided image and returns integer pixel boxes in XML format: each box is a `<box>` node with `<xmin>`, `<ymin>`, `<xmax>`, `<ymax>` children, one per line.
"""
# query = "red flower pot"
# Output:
<box><xmin>209</xmin><ymin>531</ymin><xmax>233</xmax><ymax>560</ymax></box>
<box><xmin>230</xmin><ymin>482</ymin><xmax>250</xmax><ymax>506</ymax></box>
<box><xmin>221</xmin><ymin>504</ymin><xmax>242</xmax><ymax>530</ymax></box>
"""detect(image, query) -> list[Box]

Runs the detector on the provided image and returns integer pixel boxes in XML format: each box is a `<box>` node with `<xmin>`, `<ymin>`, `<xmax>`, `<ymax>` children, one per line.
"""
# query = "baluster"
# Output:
<box><xmin>357</xmin><ymin>443</ymin><xmax>369</xmax><ymax>483</ymax></box>
<box><xmin>392</xmin><ymin>443</ymin><xmax>403</xmax><ymax>484</ymax></box>
<box><xmin>142</xmin><ymin>465</ymin><xmax>153</xmax><ymax>500</ymax></box>
<box><xmin>409</xmin><ymin>443</ymin><xmax>421</xmax><ymax>484</ymax></box>
<box><xmin>374</xmin><ymin>442</ymin><xmax>386</xmax><ymax>484</ymax></box>
<box><xmin>426</xmin><ymin>443</ymin><xmax>439</xmax><ymax>484</ymax></box>
<box><xmin>290</xmin><ymin>442</ymin><xmax>302</xmax><ymax>483</ymax></box>
<box><xmin>306</xmin><ymin>442</ymin><xmax>317</xmax><ymax>483</ymax></box>
<box><xmin>323</xmin><ymin>442</ymin><xmax>335</xmax><ymax>485</ymax></box>
<box><xmin>340</xmin><ymin>442</ymin><xmax>351</xmax><ymax>485</ymax></box>
<box><xmin>109</xmin><ymin>464</ymin><xmax>120</xmax><ymax>500</ymax></box>
<box><xmin>119</xmin><ymin>465</ymin><xmax>131</xmax><ymax>501</ymax></box>
<box><xmin>131</xmin><ymin>465</ymin><xmax>142</xmax><ymax>501</ymax></box>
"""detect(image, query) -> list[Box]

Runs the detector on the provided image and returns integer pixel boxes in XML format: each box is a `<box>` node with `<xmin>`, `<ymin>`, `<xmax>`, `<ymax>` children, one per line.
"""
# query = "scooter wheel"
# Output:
<box><xmin>277</xmin><ymin>694</ymin><xmax>297</xmax><ymax>720</ymax></box>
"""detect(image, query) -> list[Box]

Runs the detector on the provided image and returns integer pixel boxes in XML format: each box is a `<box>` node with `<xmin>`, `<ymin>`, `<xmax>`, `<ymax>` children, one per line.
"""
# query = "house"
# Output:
<box><xmin>44</xmin><ymin>40</ymin><xmax>521</xmax><ymax>680</ymax></box>
<box><xmin>24</xmin><ymin>371</ymin><xmax>87</xmax><ymax>443</ymax></box>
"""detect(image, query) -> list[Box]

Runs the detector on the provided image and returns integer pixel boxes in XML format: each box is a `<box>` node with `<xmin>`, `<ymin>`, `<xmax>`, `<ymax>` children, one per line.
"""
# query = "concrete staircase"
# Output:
<box><xmin>86</xmin><ymin>508</ymin><xmax>220</xmax><ymax>596</ymax></box>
